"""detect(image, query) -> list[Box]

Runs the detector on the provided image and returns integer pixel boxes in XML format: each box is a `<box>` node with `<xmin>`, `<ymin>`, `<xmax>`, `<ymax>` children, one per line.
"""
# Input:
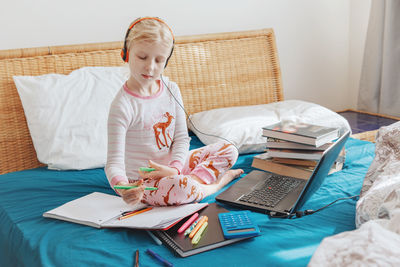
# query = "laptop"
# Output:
<box><xmin>216</xmin><ymin>131</ymin><xmax>350</xmax><ymax>217</ymax></box>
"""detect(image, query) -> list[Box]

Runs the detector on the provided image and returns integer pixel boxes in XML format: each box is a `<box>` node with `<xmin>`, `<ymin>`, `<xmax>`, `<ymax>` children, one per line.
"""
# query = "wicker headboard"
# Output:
<box><xmin>0</xmin><ymin>29</ymin><xmax>283</xmax><ymax>174</ymax></box>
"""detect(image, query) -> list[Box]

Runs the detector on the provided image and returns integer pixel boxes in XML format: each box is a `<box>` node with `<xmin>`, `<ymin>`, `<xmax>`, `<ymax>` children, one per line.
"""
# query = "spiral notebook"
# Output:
<box><xmin>154</xmin><ymin>203</ymin><xmax>253</xmax><ymax>257</ymax></box>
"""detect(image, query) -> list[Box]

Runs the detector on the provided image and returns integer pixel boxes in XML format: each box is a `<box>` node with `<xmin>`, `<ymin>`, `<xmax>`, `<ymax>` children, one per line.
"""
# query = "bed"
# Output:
<box><xmin>0</xmin><ymin>29</ymin><xmax>375</xmax><ymax>266</ymax></box>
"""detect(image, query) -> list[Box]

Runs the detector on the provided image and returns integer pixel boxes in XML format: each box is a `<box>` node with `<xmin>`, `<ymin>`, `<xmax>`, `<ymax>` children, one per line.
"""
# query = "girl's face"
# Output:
<box><xmin>128</xmin><ymin>40</ymin><xmax>172</xmax><ymax>88</ymax></box>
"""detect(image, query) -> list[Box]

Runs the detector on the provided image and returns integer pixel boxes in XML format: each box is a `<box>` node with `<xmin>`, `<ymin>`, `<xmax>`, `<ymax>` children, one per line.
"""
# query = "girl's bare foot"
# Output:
<box><xmin>218</xmin><ymin>169</ymin><xmax>244</xmax><ymax>189</ymax></box>
<box><xmin>201</xmin><ymin>169</ymin><xmax>244</xmax><ymax>197</ymax></box>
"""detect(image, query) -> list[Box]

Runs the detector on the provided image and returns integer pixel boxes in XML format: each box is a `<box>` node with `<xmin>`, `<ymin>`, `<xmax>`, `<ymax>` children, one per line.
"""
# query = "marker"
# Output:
<box><xmin>146</xmin><ymin>248</ymin><xmax>173</xmax><ymax>267</ymax></box>
<box><xmin>119</xmin><ymin>207</ymin><xmax>153</xmax><ymax>220</ymax></box>
<box><xmin>147</xmin><ymin>230</ymin><xmax>162</xmax><ymax>245</ymax></box>
<box><xmin>113</xmin><ymin>185</ymin><xmax>158</xmax><ymax>191</ymax></box>
<box><xmin>189</xmin><ymin>216</ymin><xmax>208</xmax><ymax>239</ymax></box>
<box><xmin>191</xmin><ymin>221</ymin><xmax>208</xmax><ymax>245</ymax></box>
<box><xmin>184</xmin><ymin>216</ymin><xmax>203</xmax><ymax>236</ymax></box>
<box><xmin>139</xmin><ymin>167</ymin><xmax>156</xmax><ymax>172</ymax></box>
<box><xmin>177</xmin><ymin>212</ymin><xmax>199</xmax><ymax>234</ymax></box>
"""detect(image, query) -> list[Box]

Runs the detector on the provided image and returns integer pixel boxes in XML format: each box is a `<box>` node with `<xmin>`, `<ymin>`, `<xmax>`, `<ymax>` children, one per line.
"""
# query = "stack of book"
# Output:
<box><xmin>252</xmin><ymin>121</ymin><xmax>344</xmax><ymax>179</ymax></box>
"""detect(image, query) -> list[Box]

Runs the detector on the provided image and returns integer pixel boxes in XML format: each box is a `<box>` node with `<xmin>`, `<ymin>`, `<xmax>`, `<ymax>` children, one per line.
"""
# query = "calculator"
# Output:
<box><xmin>218</xmin><ymin>210</ymin><xmax>260</xmax><ymax>239</ymax></box>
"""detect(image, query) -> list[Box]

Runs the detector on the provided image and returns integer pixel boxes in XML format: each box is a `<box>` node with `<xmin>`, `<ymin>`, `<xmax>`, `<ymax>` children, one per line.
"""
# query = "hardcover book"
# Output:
<box><xmin>272</xmin><ymin>157</ymin><xmax>318</xmax><ymax>167</ymax></box>
<box><xmin>262</xmin><ymin>122</ymin><xmax>339</xmax><ymax>147</ymax></box>
<box><xmin>267</xmin><ymin>148</ymin><xmax>324</xmax><ymax>160</ymax></box>
<box><xmin>251</xmin><ymin>152</ymin><xmax>344</xmax><ymax>179</ymax></box>
<box><xmin>251</xmin><ymin>153</ymin><xmax>313</xmax><ymax>179</ymax></box>
<box><xmin>266</xmin><ymin>137</ymin><xmax>333</xmax><ymax>151</ymax></box>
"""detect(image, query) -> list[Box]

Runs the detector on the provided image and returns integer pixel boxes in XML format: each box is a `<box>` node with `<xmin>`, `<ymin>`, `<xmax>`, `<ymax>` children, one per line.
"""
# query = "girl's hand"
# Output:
<box><xmin>139</xmin><ymin>160</ymin><xmax>179</xmax><ymax>180</ymax></box>
<box><xmin>117</xmin><ymin>180</ymin><xmax>145</xmax><ymax>205</ymax></box>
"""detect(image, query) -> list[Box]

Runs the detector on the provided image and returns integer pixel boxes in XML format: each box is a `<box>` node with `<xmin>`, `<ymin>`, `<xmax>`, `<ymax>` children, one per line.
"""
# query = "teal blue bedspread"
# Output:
<box><xmin>0</xmin><ymin>137</ymin><xmax>375</xmax><ymax>267</ymax></box>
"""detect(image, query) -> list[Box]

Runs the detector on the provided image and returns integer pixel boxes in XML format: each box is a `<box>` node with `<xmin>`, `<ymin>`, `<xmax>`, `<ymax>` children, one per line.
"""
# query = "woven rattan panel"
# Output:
<box><xmin>0</xmin><ymin>29</ymin><xmax>283</xmax><ymax>174</ymax></box>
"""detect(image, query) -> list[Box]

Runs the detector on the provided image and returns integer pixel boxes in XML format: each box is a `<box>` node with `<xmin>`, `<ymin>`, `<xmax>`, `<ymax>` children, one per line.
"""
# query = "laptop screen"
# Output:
<box><xmin>289</xmin><ymin>131</ymin><xmax>350</xmax><ymax>214</ymax></box>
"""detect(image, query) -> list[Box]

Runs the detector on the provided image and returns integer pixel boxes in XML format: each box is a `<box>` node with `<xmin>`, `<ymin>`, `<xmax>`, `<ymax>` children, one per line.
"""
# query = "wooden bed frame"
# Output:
<box><xmin>0</xmin><ymin>29</ymin><xmax>283</xmax><ymax>174</ymax></box>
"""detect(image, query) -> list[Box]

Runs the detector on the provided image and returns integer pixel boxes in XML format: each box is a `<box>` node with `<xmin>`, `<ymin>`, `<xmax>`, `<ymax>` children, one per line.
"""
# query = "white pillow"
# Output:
<box><xmin>14</xmin><ymin>66</ymin><xmax>129</xmax><ymax>170</ymax></box>
<box><xmin>188</xmin><ymin>100</ymin><xmax>351</xmax><ymax>154</ymax></box>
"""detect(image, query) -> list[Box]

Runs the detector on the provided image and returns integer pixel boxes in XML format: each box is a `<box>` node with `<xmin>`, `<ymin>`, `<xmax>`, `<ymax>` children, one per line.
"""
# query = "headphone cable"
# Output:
<box><xmin>160</xmin><ymin>75</ymin><xmax>240</xmax><ymax>153</ymax></box>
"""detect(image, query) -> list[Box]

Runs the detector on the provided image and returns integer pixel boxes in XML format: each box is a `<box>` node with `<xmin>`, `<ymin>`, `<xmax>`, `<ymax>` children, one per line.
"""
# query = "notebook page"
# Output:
<box><xmin>104</xmin><ymin>203</ymin><xmax>208</xmax><ymax>229</ymax></box>
<box><xmin>43</xmin><ymin>192</ymin><xmax>146</xmax><ymax>228</ymax></box>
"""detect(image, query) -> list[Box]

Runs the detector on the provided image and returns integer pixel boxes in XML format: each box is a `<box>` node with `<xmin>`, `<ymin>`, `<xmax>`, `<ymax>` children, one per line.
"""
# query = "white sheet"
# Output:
<box><xmin>309</xmin><ymin>121</ymin><xmax>400</xmax><ymax>266</ymax></box>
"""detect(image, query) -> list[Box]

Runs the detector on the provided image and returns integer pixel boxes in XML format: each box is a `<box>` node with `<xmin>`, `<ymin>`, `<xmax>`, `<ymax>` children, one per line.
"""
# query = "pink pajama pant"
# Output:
<box><xmin>141</xmin><ymin>142</ymin><xmax>238</xmax><ymax>206</ymax></box>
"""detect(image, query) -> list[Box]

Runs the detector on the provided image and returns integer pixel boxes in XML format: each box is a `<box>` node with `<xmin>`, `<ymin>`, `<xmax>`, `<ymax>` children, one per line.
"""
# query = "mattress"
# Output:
<box><xmin>0</xmin><ymin>136</ymin><xmax>375</xmax><ymax>267</ymax></box>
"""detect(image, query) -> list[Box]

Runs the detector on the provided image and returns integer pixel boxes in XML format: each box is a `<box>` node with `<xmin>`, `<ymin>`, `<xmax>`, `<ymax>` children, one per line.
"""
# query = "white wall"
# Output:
<box><xmin>0</xmin><ymin>0</ymin><xmax>371</xmax><ymax>111</ymax></box>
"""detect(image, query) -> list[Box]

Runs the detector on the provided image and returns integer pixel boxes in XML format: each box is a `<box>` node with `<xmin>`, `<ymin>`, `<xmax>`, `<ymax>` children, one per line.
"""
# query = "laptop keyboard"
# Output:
<box><xmin>238</xmin><ymin>175</ymin><xmax>302</xmax><ymax>207</ymax></box>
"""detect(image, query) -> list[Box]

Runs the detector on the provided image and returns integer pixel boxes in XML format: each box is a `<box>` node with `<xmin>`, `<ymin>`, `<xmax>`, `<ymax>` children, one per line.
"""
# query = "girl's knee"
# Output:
<box><xmin>217</xmin><ymin>142</ymin><xmax>239</xmax><ymax>163</ymax></box>
<box><xmin>227</xmin><ymin>142</ymin><xmax>239</xmax><ymax>160</ymax></box>
<box><xmin>173</xmin><ymin>175</ymin><xmax>205</xmax><ymax>204</ymax></box>
<box><xmin>143</xmin><ymin>175</ymin><xmax>204</xmax><ymax>206</ymax></box>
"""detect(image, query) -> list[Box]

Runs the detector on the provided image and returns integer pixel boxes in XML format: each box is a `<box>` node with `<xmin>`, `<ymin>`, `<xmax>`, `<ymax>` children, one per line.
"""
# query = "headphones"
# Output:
<box><xmin>121</xmin><ymin>17</ymin><xmax>175</xmax><ymax>68</ymax></box>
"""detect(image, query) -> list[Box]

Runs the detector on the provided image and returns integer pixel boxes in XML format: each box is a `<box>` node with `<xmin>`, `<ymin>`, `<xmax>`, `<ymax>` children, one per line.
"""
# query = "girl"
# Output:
<box><xmin>105</xmin><ymin>17</ymin><xmax>243</xmax><ymax>206</ymax></box>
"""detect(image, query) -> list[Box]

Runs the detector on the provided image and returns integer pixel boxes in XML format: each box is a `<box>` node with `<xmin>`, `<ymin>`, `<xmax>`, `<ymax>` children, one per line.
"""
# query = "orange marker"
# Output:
<box><xmin>189</xmin><ymin>215</ymin><xmax>208</xmax><ymax>238</ymax></box>
<box><xmin>119</xmin><ymin>207</ymin><xmax>153</xmax><ymax>220</ymax></box>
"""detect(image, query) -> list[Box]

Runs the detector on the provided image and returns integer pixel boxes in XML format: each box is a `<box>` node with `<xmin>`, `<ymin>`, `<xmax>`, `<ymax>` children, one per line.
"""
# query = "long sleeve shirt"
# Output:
<box><xmin>105</xmin><ymin>77</ymin><xmax>190</xmax><ymax>187</ymax></box>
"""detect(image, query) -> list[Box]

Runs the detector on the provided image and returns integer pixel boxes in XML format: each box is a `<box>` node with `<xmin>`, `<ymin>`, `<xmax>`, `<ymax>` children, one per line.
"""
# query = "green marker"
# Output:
<box><xmin>113</xmin><ymin>185</ymin><xmax>158</xmax><ymax>191</ymax></box>
<box><xmin>139</xmin><ymin>167</ymin><xmax>156</xmax><ymax>172</ymax></box>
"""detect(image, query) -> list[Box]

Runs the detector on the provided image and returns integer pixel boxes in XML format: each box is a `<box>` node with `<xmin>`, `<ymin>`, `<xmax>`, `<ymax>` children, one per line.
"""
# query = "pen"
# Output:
<box><xmin>146</xmin><ymin>248</ymin><xmax>173</xmax><ymax>267</ymax></box>
<box><xmin>113</xmin><ymin>185</ymin><xmax>158</xmax><ymax>191</ymax></box>
<box><xmin>189</xmin><ymin>216</ymin><xmax>208</xmax><ymax>239</ymax></box>
<box><xmin>191</xmin><ymin>221</ymin><xmax>208</xmax><ymax>245</ymax></box>
<box><xmin>146</xmin><ymin>230</ymin><xmax>162</xmax><ymax>245</ymax></box>
<box><xmin>184</xmin><ymin>216</ymin><xmax>203</xmax><ymax>236</ymax></box>
<box><xmin>177</xmin><ymin>212</ymin><xmax>199</xmax><ymax>234</ymax></box>
<box><xmin>119</xmin><ymin>207</ymin><xmax>153</xmax><ymax>220</ymax></box>
<box><xmin>134</xmin><ymin>249</ymin><xmax>139</xmax><ymax>267</ymax></box>
<box><xmin>139</xmin><ymin>167</ymin><xmax>156</xmax><ymax>172</ymax></box>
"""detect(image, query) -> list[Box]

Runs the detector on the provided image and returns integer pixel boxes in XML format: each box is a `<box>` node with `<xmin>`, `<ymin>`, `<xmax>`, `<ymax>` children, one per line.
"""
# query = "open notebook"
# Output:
<box><xmin>43</xmin><ymin>192</ymin><xmax>208</xmax><ymax>230</ymax></box>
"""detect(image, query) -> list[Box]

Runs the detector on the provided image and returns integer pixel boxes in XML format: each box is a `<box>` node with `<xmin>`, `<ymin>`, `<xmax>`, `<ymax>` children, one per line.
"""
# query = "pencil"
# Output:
<box><xmin>118</xmin><ymin>207</ymin><xmax>153</xmax><ymax>220</ymax></box>
<box><xmin>134</xmin><ymin>249</ymin><xmax>139</xmax><ymax>267</ymax></box>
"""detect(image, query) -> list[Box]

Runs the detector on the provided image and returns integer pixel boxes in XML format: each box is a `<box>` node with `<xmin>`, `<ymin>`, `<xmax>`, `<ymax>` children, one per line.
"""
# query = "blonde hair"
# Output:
<box><xmin>125</xmin><ymin>17</ymin><xmax>174</xmax><ymax>51</ymax></box>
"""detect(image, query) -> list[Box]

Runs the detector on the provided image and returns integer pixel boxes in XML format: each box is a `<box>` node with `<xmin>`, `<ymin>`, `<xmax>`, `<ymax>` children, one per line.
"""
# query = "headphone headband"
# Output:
<box><xmin>121</xmin><ymin>17</ymin><xmax>175</xmax><ymax>65</ymax></box>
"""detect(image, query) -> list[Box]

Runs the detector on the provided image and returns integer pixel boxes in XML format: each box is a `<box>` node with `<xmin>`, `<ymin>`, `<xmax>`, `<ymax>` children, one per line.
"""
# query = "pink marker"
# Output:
<box><xmin>177</xmin><ymin>212</ymin><xmax>199</xmax><ymax>234</ymax></box>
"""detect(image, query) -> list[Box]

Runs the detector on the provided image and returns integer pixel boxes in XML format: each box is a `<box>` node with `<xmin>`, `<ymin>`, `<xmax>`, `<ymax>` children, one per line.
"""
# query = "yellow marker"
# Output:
<box><xmin>189</xmin><ymin>215</ymin><xmax>208</xmax><ymax>239</ymax></box>
<box><xmin>191</xmin><ymin>221</ymin><xmax>208</xmax><ymax>245</ymax></box>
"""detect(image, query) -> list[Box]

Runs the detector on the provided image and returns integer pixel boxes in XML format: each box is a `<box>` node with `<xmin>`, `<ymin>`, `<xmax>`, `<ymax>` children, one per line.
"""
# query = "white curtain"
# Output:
<box><xmin>358</xmin><ymin>0</ymin><xmax>400</xmax><ymax>117</ymax></box>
